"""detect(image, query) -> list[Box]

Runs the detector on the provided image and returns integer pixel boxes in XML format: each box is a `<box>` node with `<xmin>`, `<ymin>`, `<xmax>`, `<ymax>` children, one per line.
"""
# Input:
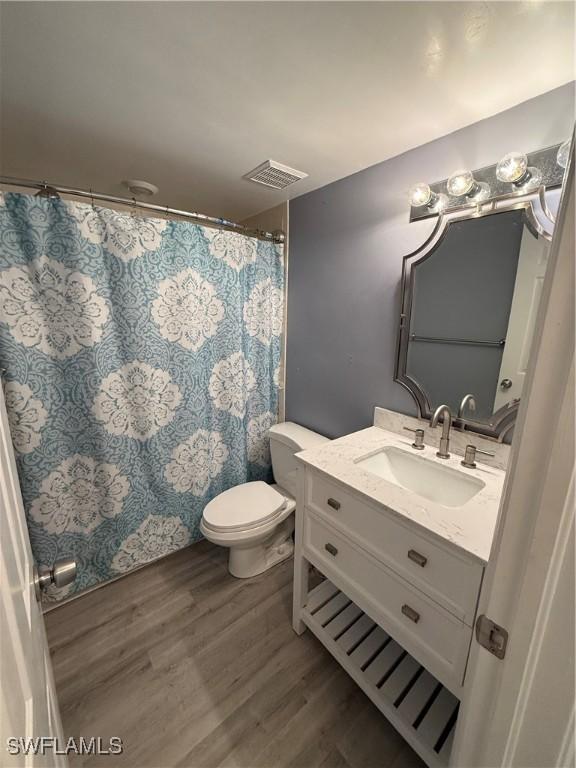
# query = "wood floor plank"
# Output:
<box><xmin>45</xmin><ymin>543</ymin><xmax>424</xmax><ymax>768</ymax></box>
<box><xmin>336</xmin><ymin>701</ymin><xmax>411</xmax><ymax>768</ymax></box>
<box><xmin>389</xmin><ymin>741</ymin><xmax>428</xmax><ymax>768</ymax></box>
<box><xmin>182</xmin><ymin>652</ymin><xmax>327</xmax><ymax>768</ymax></box>
<box><xmin>251</xmin><ymin>666</ymin><xmax>365</xmax><ymax>768</ymax></box>
<box><xmin>318</xmin><ymin>747</ymin><xmax>352</xmax><ymax>768</ymax></box>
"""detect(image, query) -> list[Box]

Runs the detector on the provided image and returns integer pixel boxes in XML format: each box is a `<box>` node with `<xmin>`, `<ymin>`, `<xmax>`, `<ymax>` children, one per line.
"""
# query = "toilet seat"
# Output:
<box><xmin>202</xmin><ymin>481</ymin><xmax>287</xmax><ymax>533</ymax></box>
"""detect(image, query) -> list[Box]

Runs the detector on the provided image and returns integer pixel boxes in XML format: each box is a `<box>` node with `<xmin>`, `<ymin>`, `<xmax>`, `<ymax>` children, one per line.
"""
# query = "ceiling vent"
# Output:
<box><xmin>244</xmin><ymin>160</ymin><xmax>308</xmax><ymax>190</ymax></box>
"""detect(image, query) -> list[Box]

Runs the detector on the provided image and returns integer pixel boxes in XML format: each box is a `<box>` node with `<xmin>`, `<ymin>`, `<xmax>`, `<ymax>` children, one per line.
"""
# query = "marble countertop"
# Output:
<box><xmin>296</xmin><ymin>426</ymin><xmax>505</xmax><ymax>564</ymax></box>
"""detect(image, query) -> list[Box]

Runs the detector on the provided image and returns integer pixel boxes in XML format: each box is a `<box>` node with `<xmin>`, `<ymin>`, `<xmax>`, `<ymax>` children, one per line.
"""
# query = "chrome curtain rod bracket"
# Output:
<box><xmin>0</xmin><ymin>176</ymin><xmax>285</xmax><ymax>244</ymax></box>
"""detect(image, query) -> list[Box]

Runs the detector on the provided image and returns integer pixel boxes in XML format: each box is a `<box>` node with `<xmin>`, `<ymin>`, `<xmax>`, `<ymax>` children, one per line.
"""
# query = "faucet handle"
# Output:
<box><xmin>461</xmin><ymin>444</ymin><xmax>495</xmax><ymax>468</ymax></box>
<box><xmin>403</xmin><ymin>427</ymin><xmax>425</xmax><ymax>450</ymax></box>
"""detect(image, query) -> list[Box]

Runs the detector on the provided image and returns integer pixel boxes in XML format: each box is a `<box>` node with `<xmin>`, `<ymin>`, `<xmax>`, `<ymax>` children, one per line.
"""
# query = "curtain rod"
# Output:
<box><xmin>0</xmin><ymin>175</ymin><xmax>285</xmax><ymax>244</ymax></box>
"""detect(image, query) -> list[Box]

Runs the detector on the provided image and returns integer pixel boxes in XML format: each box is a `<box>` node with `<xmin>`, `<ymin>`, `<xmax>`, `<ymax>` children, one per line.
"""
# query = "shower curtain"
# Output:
<box><xmin>0</xmin><ymin>192</ymin><xmax>284</xmax><ymax>601</ymax></box>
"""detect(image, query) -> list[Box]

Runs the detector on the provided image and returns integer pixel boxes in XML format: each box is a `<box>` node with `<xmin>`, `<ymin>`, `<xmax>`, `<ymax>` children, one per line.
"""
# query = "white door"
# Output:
<box><xmin>452</xmin><ymin>160</ymin><xmax>574</xmax><ymax>766</ymax></box>
<box><xmin>494</xmin><ymin>227</ymin><xmax>549</xmax><ymax>410</ymax></box>
<box><xmin>0</xmin><ymin>384</ymin><xmax>67</xmax><ymax>768</ymax></box>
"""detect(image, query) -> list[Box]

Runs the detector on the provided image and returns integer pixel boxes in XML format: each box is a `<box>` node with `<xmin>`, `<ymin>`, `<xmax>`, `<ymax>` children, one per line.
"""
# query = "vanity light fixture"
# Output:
<box><xmin>408</xmin><ymin>183</ymin><xmax>446</xmax><ymax>212</ymax></box>
<box><xmin>496</xmin><ymin>151</ymin><xmax>542</xmax><ymax>191</ymax></box>
<box><xmin>409</xmin><ymin>143</ymin><xmax>565</xmax><ymax>222</ymax></box>
<box><xmin>557</xmin><ymin>139</ymin><xmax>571</xmax><ymax>169</ymax></box>
<box><xmin>446</xmin><ymin>169</ymin><xmax>490</xmax><ymax>202</ymax></box>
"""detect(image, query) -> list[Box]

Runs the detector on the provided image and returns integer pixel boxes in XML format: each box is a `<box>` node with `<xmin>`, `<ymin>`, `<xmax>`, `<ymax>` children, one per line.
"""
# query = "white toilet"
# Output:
<box><xmin>200</xmin><ymin>422</ymin><xmax>329</xmax><ymax>578</ymax></box>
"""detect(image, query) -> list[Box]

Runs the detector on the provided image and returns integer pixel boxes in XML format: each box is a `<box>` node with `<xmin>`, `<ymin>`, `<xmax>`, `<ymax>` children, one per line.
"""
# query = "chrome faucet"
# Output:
<box><xmin>430</xmin><ymin>404</ymin><xmax>453</xmax><ymax>459</ymax></box>
<box><xmin>458</xmin><ymin>393</ymin><xmax>477</xmax><ymax>421</ymax></box>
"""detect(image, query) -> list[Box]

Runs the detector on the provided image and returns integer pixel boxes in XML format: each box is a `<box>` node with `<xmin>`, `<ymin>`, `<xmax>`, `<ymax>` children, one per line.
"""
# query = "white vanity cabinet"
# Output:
<box><xmin>307</xmin><ymin>471</ymin><xmax>484</xmax><ymax>628</ymax></box>
<box><xmin>293</xmin><ymin>465</ymin><xmax>488</xmax><ymax>768</ymax></box>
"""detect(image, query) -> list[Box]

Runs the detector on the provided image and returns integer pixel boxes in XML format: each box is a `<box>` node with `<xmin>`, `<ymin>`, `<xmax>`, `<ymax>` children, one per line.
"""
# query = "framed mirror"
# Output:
<box><xmin>395</xmin><ymin>197</ymin><xmax>555</xmax><ymax>440</ymax></box>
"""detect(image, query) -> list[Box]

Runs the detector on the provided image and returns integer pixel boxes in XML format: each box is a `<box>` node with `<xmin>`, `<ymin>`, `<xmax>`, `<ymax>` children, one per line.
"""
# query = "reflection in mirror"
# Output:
<box><xmin>396</xmin><ymin>205</ymin><xmax>552</xmax><ymax>438</ymax></box>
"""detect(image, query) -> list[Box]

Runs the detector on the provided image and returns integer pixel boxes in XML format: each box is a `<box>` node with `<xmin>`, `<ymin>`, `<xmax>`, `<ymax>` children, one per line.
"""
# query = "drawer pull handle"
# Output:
<box><xmin>408</xmin><ymin>549</ymin><xmax>427</xmax><ymax>568</ymax></box>
<box><xmin>401</xmin><ymin>604</ymin><xmax>420</xmax><ymax>623</ymax></box>
<box><xmin>325</xmin><ymin>543</ymin><xmax>338</xmax><ymax>557</ymax></box>
<box><xmin>327</xmin><ymin>498</ymin><xmax>341</xmax><ymax>511</ymax></box>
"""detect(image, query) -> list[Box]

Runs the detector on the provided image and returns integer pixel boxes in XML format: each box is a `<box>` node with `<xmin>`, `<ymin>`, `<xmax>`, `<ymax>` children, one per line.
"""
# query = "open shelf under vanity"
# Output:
<box><xmin>302</xmin><ymin>578</ymin><xmax>460</xmax><ymax>768</ymax></box>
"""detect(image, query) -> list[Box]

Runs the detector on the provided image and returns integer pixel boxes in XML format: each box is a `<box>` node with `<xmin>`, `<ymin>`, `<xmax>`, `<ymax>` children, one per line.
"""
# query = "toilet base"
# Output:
<box><xmin>228</xmin><ymin>518</ymin><xmax>295</xmax><ymax>579</ymax></box>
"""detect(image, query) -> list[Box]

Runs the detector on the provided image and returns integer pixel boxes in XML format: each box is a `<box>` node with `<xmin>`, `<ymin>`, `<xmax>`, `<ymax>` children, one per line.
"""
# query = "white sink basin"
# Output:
<box><xmin>356</xmin><ymin>446</ymin><xmax>485</xmax><ymax>507</ymax></box>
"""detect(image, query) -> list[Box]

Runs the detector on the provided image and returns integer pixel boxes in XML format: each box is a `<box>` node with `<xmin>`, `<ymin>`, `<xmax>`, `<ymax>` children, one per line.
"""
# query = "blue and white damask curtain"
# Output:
<box><xmin>0</xmin><ymin>192</ymin><xmax>283</xmax><ymax>600</ymax></box>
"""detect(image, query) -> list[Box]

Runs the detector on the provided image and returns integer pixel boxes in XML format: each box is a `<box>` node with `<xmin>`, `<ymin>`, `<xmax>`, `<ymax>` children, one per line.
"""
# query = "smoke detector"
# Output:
<box><xmin>122</xmin><ymin>179</ymin><xmax>159</xmax><ymax>198</ymax></box>
<box><xmin>244</xmin><ymin>160</ymin><xmax>308</xmax><ymax>190</ymax></box>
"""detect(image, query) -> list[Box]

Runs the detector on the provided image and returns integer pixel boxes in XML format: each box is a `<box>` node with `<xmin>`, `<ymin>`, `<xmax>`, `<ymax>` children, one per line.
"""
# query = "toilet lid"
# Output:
<box><xmin>202</xmin><ymin>481</ymin><xmax>287</xmax><ymax>533</ymax></box>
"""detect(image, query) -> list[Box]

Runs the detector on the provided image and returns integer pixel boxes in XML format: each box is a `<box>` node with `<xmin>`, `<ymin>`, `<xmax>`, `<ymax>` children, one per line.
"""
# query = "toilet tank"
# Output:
<box><xmin>268</xmin><ymin>422</ymin><xmax>330</xmax><ymax>497</ymax></box>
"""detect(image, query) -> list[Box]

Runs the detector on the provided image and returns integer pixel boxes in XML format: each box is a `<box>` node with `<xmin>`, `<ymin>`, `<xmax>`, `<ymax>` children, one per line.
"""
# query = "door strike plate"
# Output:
<box><xmin>475</xmin><ymin>614</ymin><xmax>508</xmax><ymax>660</ymax></box>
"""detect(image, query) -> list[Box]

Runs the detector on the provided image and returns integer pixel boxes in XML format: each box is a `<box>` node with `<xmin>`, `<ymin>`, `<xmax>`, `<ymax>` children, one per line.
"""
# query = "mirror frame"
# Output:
<box><xmin>394</xmin><ymin>191</ymin><xmax>555</xmax><ymax>441</ymax></box>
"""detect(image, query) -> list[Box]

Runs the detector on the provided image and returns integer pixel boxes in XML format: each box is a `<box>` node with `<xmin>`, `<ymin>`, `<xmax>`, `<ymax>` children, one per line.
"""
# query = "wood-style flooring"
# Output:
<box><xmin>45</xmin><ymin>541</ymin><xmax>425</xmax><ymax>768</ymax></box>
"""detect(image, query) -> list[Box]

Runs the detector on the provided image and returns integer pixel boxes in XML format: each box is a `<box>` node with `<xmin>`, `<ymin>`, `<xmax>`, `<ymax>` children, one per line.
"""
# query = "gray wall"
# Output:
<box><xmin>286</xmin><ymin>83</ymin><xmax>574</xmax><ymax>438</ymax></box>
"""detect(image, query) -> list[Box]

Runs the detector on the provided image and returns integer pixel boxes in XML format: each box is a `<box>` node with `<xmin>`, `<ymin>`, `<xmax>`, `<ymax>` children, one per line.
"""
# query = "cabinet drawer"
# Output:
<box><xmin>303</xmin><ymin>511</ymin><xmax>472</xmax><ymax>692</ymax></box>
<box><xmin>307</xmin><ymin>471</ymin><xmax>483</xmax><ymax>625</ymax></box>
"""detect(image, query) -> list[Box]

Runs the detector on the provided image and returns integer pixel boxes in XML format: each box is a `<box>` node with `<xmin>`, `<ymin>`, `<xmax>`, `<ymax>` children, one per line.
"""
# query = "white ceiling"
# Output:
<box><xmin>0</xmin><ymin>1</ymin><xmax>573</xmax><ymax>221</ymax></box>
